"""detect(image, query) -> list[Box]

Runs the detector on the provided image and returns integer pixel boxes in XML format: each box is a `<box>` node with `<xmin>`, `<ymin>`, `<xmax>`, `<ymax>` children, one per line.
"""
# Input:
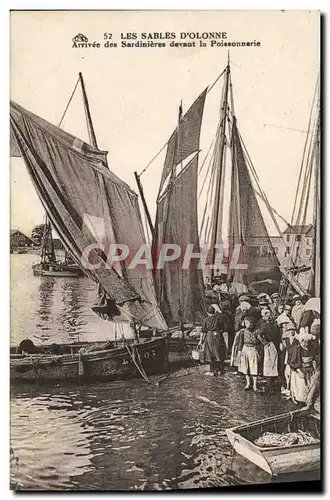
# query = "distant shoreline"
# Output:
<box><xmin>10</xmin><ymin>247</ymin><xmax>41</xmax><ymax>255</ymax></box>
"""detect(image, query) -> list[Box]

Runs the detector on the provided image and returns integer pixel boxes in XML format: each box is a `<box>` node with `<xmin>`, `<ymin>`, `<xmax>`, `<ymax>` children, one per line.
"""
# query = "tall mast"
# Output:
<box><xmin>176</xmin><ymin>100</ymin><xmax>185</xmax><ymax>332</ymax></box>
<box><xmin>79</xmin><ymin>72</ymin><xmax>98</xmax><ymax>149</ymax></box>
<box><xmin>40</xmin><ymin>215</ymin><xmax>47</xmax><ymax>263</ymax></box>
<box><xmin>311</xmin><ymin>103</ymin><xmax>320</xmax><ymax>296</ymax></box>
<box><xmin>210</xmin><ymin>60</ymin><xmax>230</xmax><ymax>278</ymax></box>
<box><xmin>134</xmin><ymin>171</ymin><xmax>154</xmax><ymax>234</ymax></box>
<box><xmin>135</xmin><ymin>99</ymin><xmax>184</xmax><ymax>237</ymax></box>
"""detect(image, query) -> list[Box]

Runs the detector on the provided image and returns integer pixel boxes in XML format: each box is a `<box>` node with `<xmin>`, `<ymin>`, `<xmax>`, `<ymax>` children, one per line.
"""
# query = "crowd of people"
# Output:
<box><xmin>198</xmin><ymin>287</ymin><xmax>321</xmax><ymax>410</ymax></box>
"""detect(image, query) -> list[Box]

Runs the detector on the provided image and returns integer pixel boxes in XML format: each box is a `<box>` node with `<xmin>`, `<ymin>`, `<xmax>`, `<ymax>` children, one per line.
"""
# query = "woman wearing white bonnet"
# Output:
<box><xmin>230</xmin><ymin>300</ymin><xmax>251</xmax><ymax>369</ymax></box>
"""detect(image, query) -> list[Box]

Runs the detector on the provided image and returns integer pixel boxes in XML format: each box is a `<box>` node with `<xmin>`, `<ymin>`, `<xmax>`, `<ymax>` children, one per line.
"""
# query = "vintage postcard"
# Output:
<box><xmin>10</xmin><ymin>10</ymin><xmax>320</xmax><ymax>492</ymax></box>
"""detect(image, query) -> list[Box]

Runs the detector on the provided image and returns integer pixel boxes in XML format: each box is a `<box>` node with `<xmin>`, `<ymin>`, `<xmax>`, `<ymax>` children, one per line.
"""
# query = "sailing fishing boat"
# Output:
<box><xmin>10</xmin><ymin>73</ymin><xmax>168</xmax><ymax>385</ymax></box>
<box><xmin>200</xmin><ymin>59</ymin><xmax>281</xmax><ymax>296</ymax></box>
<box><xmin>152</xmin><ymin>90</ymin><xmax>208</xmax><ymax>328</ymax></box>
<box><xmin>32</xmin><ymin>215</ymin><xmax>85</xmax><ymax>277</ymax></box>
<box><xmin>136</xmin><ymin>56</ymin><xmax>282</xmax><ymax>332</ymax></box>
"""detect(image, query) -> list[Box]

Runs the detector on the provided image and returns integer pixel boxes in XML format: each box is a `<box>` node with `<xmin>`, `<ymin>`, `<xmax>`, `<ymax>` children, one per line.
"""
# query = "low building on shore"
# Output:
<box><xmin>270</xmin><ymin>224</ymin><xmax>314</xmax><ymax>268</ymax></box>
<box><xmin>10</xmin><ymin>229</ymin><xmax>38</xmax><ymax>252</ymax></box>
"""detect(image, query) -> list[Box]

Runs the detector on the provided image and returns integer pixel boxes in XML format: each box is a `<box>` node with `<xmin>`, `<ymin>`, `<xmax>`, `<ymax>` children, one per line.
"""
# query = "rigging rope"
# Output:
<box><xmin>139</xmin><ymin>143</ymin><xmax>167</xmax><ymax>177</ymax></box>
<box><xmin>207</xmin><ymin>67</ymin><xmax>227</xmax><ymax>94</ymax></box>
<box><xmin>235</xmin><ymin>130</ymin><xmax>300</xmax><ymax>297</ymax></box>
<box><xmin>294</xmin><ymin>114</ymin><xmax>317</xmax><ymax>227</ymax></box>
<box><xmin>259</xmin><ymin>123</ymin><xmax>311</xmax><ymax>134</ymax></box>
<box><xmin>292</xmin><ymin>144</ymin><xmax>315</xmax><ymax>265</ymax></box>
<box><xmin>289</xmin><ymin>106</ymin><xmax>318</xmax><ymax>269</ymax></box>
<box><xmin>200</xmin><ymin>148</ymin><xmax>217</xmax><ymax>240</ymax></box>
<box><xmin>138</xmin><ymin>68</ymin><xmax>226</xmax><ymax>178</ymax></box>
<box><xmin>198</xmin><ymin>135</ymin><xmax>216</xmax><ymax>175</ymax></box>
<box><xmin>236</xmin><ymin>122</ymin><xmax>308</xmax><ymax>298</ymax></box>
<box><xmin>58</xmin><ymin>77</ymin><xmax>80</xmax><ymax>128</ymax></box>
<box><xmin>254</xmin><ymin>190</ymin><xmax>291</xmax><ymax>227</ymax></box>
<box><xmin>198</xmin><ymin>139</ymin><xmax>216</xmax><ymax>199</ymax></box>
<box><xmin>236</xmin><ymin>124</ymin><xmax>298</xmax><ymax>271</ymax></box>
<box><xmin>124</xmin><ymin>342</ymin><xmax>154</xmax><ymax>384</ymax></box>
<box><xmin>291</xmin><ymin>75</ymin><xmax>319</xmax><ymax>225</ymax></box>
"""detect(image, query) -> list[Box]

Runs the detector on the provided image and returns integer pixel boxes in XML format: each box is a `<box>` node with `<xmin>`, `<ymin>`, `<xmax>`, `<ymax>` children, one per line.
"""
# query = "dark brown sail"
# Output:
<box><xmin>10</xmin><ymin>101</ymin><xmax>167</xmax><ymax>330</ymax></box>
<box><xmin>159</xmin><ymin>89</ymin><xmax>208</xmax><ymax>192</ymax></box>
<box><xmin>154</xmin><ymin>154</ymin><xmax>206</xmax><ymax>325</ymax></box>
<box><xmin>227</xmin><ymin>118</ymin><xmax>281</xmax><ymax>286</ymax></box>
<box><xmin>153</xmin><ymin>87</ymin><xmax>207</xmax><ymax>325</ymax></box>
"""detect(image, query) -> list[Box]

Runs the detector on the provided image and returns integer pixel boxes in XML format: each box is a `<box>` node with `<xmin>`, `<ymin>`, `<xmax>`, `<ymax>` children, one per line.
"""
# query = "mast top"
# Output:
<box><xmin>179</xmin><ymin>99</ymin><xmax>183</xmax><ymax>121</ymax></box>
<box><xmin>227</xmin><ymin>50</ymin><xmax>230</xmax><ymax>66</ymax></box>
<box><xmin>78</xmin><ymin>72</ymin><xmax>98</xmax><ymax>149</ymax></box>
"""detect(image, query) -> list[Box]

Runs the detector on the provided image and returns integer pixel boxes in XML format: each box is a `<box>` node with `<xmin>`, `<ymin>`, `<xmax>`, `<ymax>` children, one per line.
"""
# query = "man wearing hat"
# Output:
<box><xmin>276</xmin><ymin>304</ymin><xmax>293</xmax><ymax>328</ymax></box>
<box><xmin>258</xmin><ymin>299</ymin><xmax>271</xmax><ymax>319</ymax></box>
<box><xmin>257</xmin><ymin>292</ymin><xmax>272</xmax><ymax>306</ymax></box>
<box><xmin>234</xmin><ymin>295</ymin><xmax>251</xmax><ymax>332</ymax></box>
<box><xmin>291</xmin><ymin>294</ymin><xmax>304</xmax><ymax>329</ymax></box>
<box><xmin>270</xmin><ymin>292</ymin><xmax>280</xmax><ymax>315</ymax></box>
<box><xmin>239</xmin><ymin>293</ymin><xmax>250</xmax><ymax>303</ymax></box>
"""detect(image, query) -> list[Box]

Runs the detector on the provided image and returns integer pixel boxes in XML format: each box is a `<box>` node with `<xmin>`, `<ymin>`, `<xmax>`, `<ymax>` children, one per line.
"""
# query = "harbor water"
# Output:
<box><xmin>10</xmin><ymin>254</ymin><xmax>319</xmax><ymax>491</ymax></box>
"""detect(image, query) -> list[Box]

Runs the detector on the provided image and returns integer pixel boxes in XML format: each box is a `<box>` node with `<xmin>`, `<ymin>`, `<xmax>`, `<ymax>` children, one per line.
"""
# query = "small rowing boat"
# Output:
<box><xmin>226</xmin><ymin>409</ymin><xmax>320</xmax><ymax>476</ymax></box>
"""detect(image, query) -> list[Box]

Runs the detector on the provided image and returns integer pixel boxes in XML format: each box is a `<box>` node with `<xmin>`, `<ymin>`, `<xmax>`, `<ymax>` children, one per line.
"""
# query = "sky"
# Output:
<box><xmin>10</xmin><ymin>10</ymin><xmax>320</xmax><ymax>237</ymax></box>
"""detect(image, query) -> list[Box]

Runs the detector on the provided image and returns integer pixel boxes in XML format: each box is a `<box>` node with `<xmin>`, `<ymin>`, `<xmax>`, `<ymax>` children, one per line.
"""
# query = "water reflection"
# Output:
<box><xmin>11</xmin><ymin>371</ymin><xmax>307</xmax><ymax>492</ymax></box>
<box><xmin>11</xmin><ymin>255</ymin><xmax>120</xmax><ymax>347</ymax></box>
<box><xmin>10</xmin><ymin>256</ymin><xmax>320</xmax><ymax>491</ymax></box>
<box><xmin>59</xmin><ymin>279</ymin><xmax>88</xmax><ymax>343</ymax></box>
<box><xmin>36</xmin><ymin>277</ymin><xmax>56</xmax><ymax>341</ymax></box>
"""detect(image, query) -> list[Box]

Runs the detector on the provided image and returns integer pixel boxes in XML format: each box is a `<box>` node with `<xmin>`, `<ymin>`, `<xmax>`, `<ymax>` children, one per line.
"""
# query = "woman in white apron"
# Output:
<box><xmin>230</xmin><ymin>300</ymin><xmax>251</xmax><ymax>371</ymax></box>
<box><xmin>285</xmin><ymin>328</ymin><xmax>308</xmax><ymax>404</ymax></box>
<box><xmin>257</xmin><ymin>309</ymin><xmax>281</xmax><ymax>395</ymax></box>
<box><xmin>237</xmin><ymin>315</ymin><xmax>260</xmax><ymax>391</ymax></box>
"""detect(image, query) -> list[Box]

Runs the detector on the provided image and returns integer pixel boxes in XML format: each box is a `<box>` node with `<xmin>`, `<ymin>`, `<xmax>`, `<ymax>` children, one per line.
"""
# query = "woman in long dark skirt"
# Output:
<box><xmin>201</xmin><ymin>306</ymin><xmax>227</xmax><ymax>376</ymax></box>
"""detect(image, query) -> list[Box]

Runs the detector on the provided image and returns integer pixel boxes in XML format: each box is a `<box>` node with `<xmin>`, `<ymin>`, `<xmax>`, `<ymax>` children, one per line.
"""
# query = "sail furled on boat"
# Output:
<box><xmin>10</xmin><ymin>101</ymin><xmax>167</xmax><ymax>330</ymax></box>
<box><xmin>227</xmin><ymin>119</ymin><xmax>281</xmax><ymax>286</ymax></box>
<box><xmin>159</xmin><ymin>88</ymin><xmax>208</xmax><ymax>192</ymax></box>
<box><xmin>153</xmin><ymin>154</ymin><xmax>207</xmax><ymax>326</ymax></box>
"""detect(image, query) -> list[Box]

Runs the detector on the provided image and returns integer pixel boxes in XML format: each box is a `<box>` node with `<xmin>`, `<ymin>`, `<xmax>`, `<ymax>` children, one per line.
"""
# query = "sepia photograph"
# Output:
<box><xmin>9</xmin><ymin>9</ymin><xmax>321</xmax><ymax>491</ymax></box>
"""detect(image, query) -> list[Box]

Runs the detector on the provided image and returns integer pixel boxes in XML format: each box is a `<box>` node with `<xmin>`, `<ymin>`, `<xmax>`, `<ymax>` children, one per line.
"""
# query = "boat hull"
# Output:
<box><xmin>226</xmin><ymin>410</ymin><xmax>320</xmax><ymax>476</ymax></box>
<box><xmin>32</xmin><ymin>263</ymin><xmax>84</xmax><ymax>277</ymax></box>
<box><xmin>10</xmin><ymin>338</ymin><xmax>168</xmax><ymax>385</ymax></box>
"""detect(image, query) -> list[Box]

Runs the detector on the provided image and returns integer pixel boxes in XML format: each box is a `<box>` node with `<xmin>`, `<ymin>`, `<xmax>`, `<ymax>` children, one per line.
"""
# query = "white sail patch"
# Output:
<box><xmin>83</xmin><ymin>213</ymin><xmax>106</xmax><ymax>244</ymax></box>
<box><xmin>72</xmin><ymin>137</ymin><xmax>85</xmax><ymax>153</ymax></box>
<box><xmin>82</xmin><ymin>213</ymin><xmax>124</xmax><ymax>277</ymax></box>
